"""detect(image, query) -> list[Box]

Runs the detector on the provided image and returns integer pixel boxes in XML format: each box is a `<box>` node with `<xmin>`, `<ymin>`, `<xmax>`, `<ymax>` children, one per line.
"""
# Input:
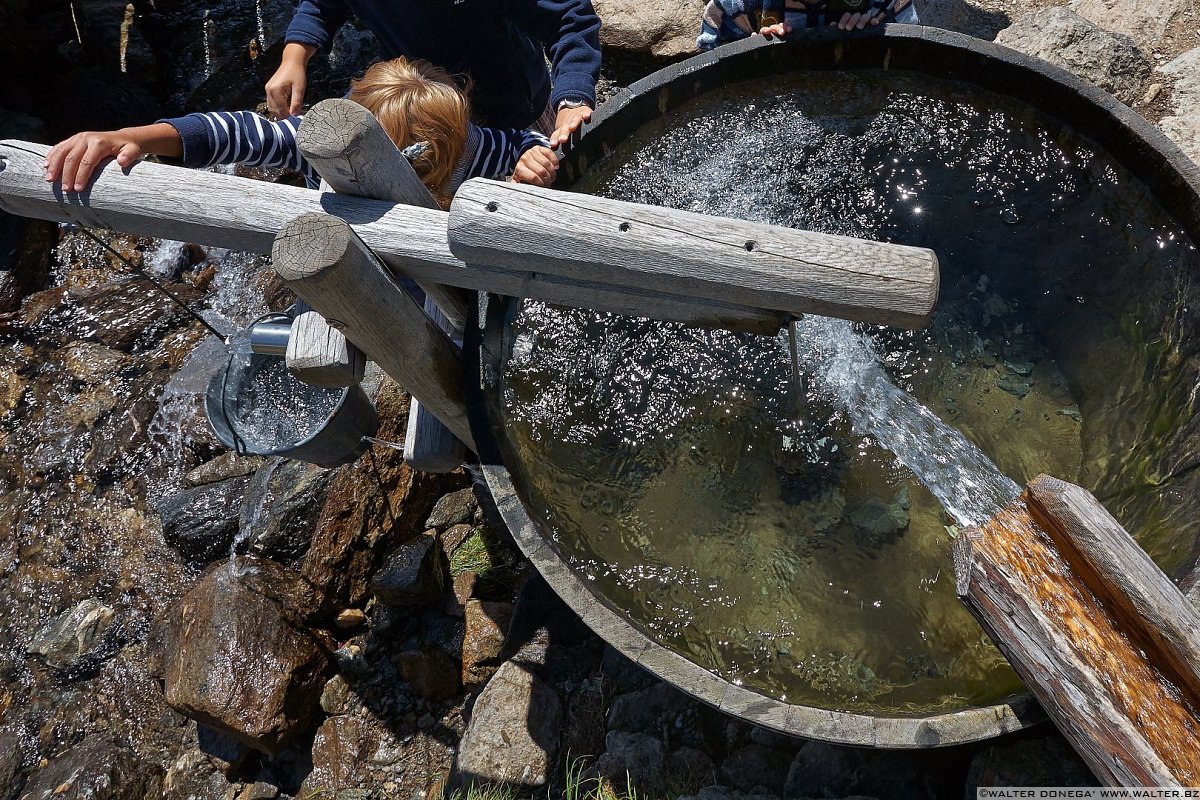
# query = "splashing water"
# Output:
<box><xmin>792</xmin><ymin>316</ymin><xmax>1021</xmax><ymax>528</ymax></box>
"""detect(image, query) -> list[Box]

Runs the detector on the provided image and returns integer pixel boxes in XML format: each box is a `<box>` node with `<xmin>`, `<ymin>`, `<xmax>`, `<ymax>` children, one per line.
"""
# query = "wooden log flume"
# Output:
<box><xmin>955</xmin><ymin>475</ymin><xmax>1200</xmax><ymax>787</ymax></box>
<box><xmin>0</xmin><ymin>138</ymin><xmax>940</xmax><ymax>333</ymax></box>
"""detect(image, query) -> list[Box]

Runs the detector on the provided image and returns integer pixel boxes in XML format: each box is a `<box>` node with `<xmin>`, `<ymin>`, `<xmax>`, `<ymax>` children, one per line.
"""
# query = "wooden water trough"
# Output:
<box><xmin>956</xmin><ymin>476</ymin><xmax>1200</xmax><ymax>786</ymax></box>
<box><xmin>0</xmin><ymin>98</ymin><xmax>939</xmax><ymax>471</ymax></box>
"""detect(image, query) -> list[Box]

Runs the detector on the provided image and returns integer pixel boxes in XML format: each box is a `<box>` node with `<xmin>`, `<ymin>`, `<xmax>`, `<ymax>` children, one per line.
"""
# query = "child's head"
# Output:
<box><xmin>348</xmin><ymin>57</ymin><xmax>470</xmax><ymax>208</ymax></box>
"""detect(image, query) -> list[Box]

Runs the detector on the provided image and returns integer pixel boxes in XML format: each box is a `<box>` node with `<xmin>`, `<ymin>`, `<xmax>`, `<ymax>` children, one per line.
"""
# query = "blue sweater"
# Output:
<box><xmin>286</xmin><ymin>0</ymin><xmax>601</xmax><ymax>129</ymax></box>
<box><xmin>697</xmin><ymin>0</ymin><xmax>911</xmax><ymax>50</ymax></box>
<box><xmin>161</xmin><ymin>111</ymin><xmax>550</xmax><ymax>194</ymax></box>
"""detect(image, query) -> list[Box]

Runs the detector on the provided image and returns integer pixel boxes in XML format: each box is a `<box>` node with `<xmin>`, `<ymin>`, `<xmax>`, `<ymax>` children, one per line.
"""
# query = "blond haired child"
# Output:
<box><xmin>45</xmin><ymin>57</ymin><xmax>559</xmax><ymax>209</ymax></box>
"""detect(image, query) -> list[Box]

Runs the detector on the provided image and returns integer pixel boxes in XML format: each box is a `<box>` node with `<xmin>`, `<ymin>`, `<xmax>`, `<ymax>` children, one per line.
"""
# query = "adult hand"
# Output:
<box><xmin>549</xmin><ymin>104</ymin><xmax>592</xmax><ymax>149</ymax></box>
<box><xmin>836</xmin><ymin>9</ymin><xmax>882</xmax><ymax>29</ymax></box>
<box><xmin>266</xmin><ymin>43</ymin><xmax>316</xmax><ymax>118</ymax></box>
<box><xmin>512</xmin><ymin>146</ymin><xmax>559</xmax><ymax>187</ymax></box>
<box><xmin>45</xmin><ymin>131</ymin><xmax>144</xmax><ymax>193</ymax></box>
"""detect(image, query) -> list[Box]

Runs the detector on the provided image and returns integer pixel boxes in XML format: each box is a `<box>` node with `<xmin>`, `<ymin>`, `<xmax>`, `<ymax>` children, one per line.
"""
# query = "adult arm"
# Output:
<box><xmin>506</xmin><ymin>0</ymin><xmax>601</xmax><ymax>109</ymax></box>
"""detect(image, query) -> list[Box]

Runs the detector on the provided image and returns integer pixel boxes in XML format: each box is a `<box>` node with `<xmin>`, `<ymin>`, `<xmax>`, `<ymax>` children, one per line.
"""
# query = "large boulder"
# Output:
<box><xmin>592</xmin><ymin>0</ymin><xmax>704</xmax><ymax>58</ymax></box>
<box><xmin>455</xmin><ymin>660</ymin><xmax>562</xmax><ymax>787</ymax></box>
<box><xmin>1158</xmin><ymin>47</ymin><xmax>1200</xmax><ymax>167</ymax></box>
<box><xmin>1071</xmin><ymin>0</ymin><xmax>1187</xmax><ymax>45</ymax></box>
<box><xmin>160</xmin><ymin>557</ymin><xmax>330</xmax><ymax>756</ymax></box>
<box><xmin>995</xmin><ymin>8</ymin><xmax>1151</xmax><ymax>104</ymax></box>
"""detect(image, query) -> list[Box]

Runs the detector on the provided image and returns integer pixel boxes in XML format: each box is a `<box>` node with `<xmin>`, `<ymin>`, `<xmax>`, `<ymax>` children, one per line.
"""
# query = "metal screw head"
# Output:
<box><xmin>485</xmin><ymin>201</ymin><xmax>499</xmax><ymax>212</ymax></box>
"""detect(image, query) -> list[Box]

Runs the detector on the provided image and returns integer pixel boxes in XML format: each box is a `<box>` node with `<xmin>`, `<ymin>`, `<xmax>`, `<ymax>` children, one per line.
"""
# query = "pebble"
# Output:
<box><xmin>336</xmin><ymin>608</ymin><xmax>368</xmax><ymax>630</ymax></box>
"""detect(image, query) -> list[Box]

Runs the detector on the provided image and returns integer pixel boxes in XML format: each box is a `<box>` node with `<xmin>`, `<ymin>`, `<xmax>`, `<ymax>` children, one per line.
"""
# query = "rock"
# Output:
<box><xmin>161</xmin><ymin>558</ymin><xmax>330</xmax><ymax>755</ymax></box>
<box><xmin>320</xmin><ymin>674</ymin><xmax>354</xmax><ymax>715</ymax></box>
<box><xmin>594</xmin><ymin>731</ymin><xmax>667</xmax><ymax>789</ymax></box>
<box><xmin>300</xmin><ymin>715</ymin><xmax>379</xmax><ymax>799</ymax></box>
<box><xmin>0</xmin><ymin>365</ymin><xmax>25</xmax><ymax>413</ymax></box>
<box><xmin>607</xmin><ymin>682</ymin><xmax>689</xmax><ymax>732</ymax></box>
<box><xmin>196</xmin><ymin>725</ymin><xmax>255</xmax><ymax>777</ymax></box>
<box><xmin>965</xmin><ymin>731</ymin><xmax>1098</xmax><ymax>789</ymax></box>
<box><xmin>1158</xmin><ymin>47</ymin><xmax>1200</xmax><ymax>166</ymax></box>
<box><xmin>153</xmin><ymin>477</ymin><xmax>250</xmax><ymax>563</ymax></box>
<box><xmin>912</xmin><ymin>0</ymin><xmax>970</xmax><ymax>31</ymax></box>
<box><xmin>591</xmin><ymin>0</ymin><xmax>704</xmax><ymax>57</ymax></box>
<box><xmin>61</xmin><ymin>342</ymin><xmax>130</xmax><ymax>384</ymax></box>
<box><xmin>455</xmin><ymin>660</ymin><xmax>562</xmax><ymax>787</ymax></box>
<box><xmin>62</xmin><ymin>385</ymin><xmax>117</xmax><ymax>429</ymax></box>
<box><xmin>997</xmin><ymin>375</ymin><xmax>1032</xmax><ymax>399</ymax></box>
<box><xmin>60</xmin><ymin>278</ymin><xmax>202</xmax><ymax>352</ymax></box>
<box><xmin>425</xmin><ymin>487</ymin><xmax>476</xmax><ymax>529</ymax></box>
<box><xmin>667</xmin><ymin>746</ymin><xmax>715</xmax><ymax>786</ymax></box>
<box><xmin>335</xmin><ymin>608</ymin><xmax>367</xmax><ymax>630</ymax></box>
<box><xmin>1072</xmin><ymin>0</ymin><xmax>1186</xmax><ymax>45</ymax></box>
<box><xmin>848</xmin><ymin>497</ymin><xmax>909</xmax><ymax>541</ymax></box>
<box><xmin>719</xmin><ymin>744</ymin><xmax>791</xmax><ymax>794</ymax></box>
<box><xmin>846</xmin><ymin>752</ymin><xmax>958</xmax><ymax>800</ymax></box>
<box><xmin>441</xmin><ymin>523</ymin><xmax>474</xmax><ymax>557</ymax></box>
<box><xmin>17</xmin><ymin>736</ymin><xmax>160</xmax><ymax>800</ymax></box>
<box><xmin>393</xmin><ymin>647</ymin><xmax>463</xmax><ymax>701</ymax></box>
<box><xmin>27</xmin><ymin>598</ymin><xmax>117</xmax><ymax>672</ymax></box>
<box><xmin>184</xmin><ymin>453</ymin><xmax>266</xmax><ymax>488</ymax></box>
<box><xmin>371</xmin><ymin>533</ymin><xmax>449</xmax><ymax>606</ymax></box>
<box><xmin>452</xmin><ymin>570</ymin><xmax>478</xmax><ymax>606</ymax></box>
<box><xmin>784</xmin><ymin>741</ymin><xmax>869</xmax><ymax>799</ymax></box>
<box><xmin>241</xmin><ymin>460</ymin><xmax>334</xmax><ymax>562</ymax></box>
<box><xmin>237</xmin><ymin>783</ymin><xmax>279</xmax><ymax>800</ymax></box>
<box><xmin>461</xmin><ymin>600</ymin><xmax>513</xmax><ymax>689</ymax></box>
<box><xmin>995</xmin><ymin>8</ymin><xmax>1151</xmax><ymax>104</ymax></box>
<box><xmin>0</xmin><ymin>723</ymin><xmax>25</xmax><ymax>799</ymax></box>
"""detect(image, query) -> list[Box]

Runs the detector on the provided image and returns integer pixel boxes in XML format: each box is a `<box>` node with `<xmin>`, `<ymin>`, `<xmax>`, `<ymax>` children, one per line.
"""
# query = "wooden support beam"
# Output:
<box><xmin>285</xmin><ymin>311</ymin><xmax>366</xmax><ymax>388</ymax></box>
<box><xmin>0</xmin><ymin>140</ymin><xmax>786</xmax><ymax>334</ymax></box>
<box><xmin>271</xmin><ymin>212</ymin><xmax>474</xmax><ymax>450</ymax></box>
<box><xmin>954</xmin><ymin>476</ymin><xmax>1200</xmax><ymax>787</ymax></box>
<box><xmin>448</xmin><ymin>179</ymin><xmax>941</xmax><ymax>330</ymax></box>
<box><xmin>296</xmin><ymin>98</ymin><xmax>471</xmax><ymax>331</ymax></box>
<box><xmin>404</xmin><ymin>299</ymin><xmax>467</xmax><ymax>473</ymax></box>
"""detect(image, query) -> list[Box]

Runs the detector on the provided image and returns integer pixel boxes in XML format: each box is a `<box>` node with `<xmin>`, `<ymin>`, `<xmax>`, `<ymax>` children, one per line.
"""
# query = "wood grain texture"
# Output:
<box><xmin>271</xmin><ymin>212</ymin><xmax>474</xmax><ymax>449</ymax></box>
<box><xmin>404</xmin><ymin>298</ymin><xmax>466</xmax><ymax>473</ymax></box>
<box><xmin>297</xmin><ymin>98</ymin><xmax>472</xmax><ymax>330</ymax></box>
<box><xmin>0</xmin><ymin>140</ymin><xmax>783</xmax><ymax>333</ymax></box>
<box><xmin>285</xmin><ymin>311</ymin><xmax>366</xmax><ymax>388</ymax></box>
<box><xmin>1025</xmin><ymin>474</ymin><xmax>1200</xmax><ymax>711</ymax></box>
<box><xmin>955</xmin><ymin>490</ymin><xmax>1200</xmax><ymax>787</ymax></box>
<box><xmin>448</xmin><ymin>179</ymin><xmax>941</xmax><ymax>329</ymax></box>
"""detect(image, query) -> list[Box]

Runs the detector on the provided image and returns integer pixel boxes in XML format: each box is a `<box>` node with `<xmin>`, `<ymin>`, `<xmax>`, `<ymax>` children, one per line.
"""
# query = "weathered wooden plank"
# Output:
<box><xmin>448</xmin><ymin>179</ymin><xmax>941</xmax><ymax>330</ymax></box>
<box><xmin>285</xmin><ymin>310</ymin><xmax>366</xmax><ymax>388</ymax></box>
<box><xmin>404</xmin><ymin>298</ymin><xmax>467</xmax><ymax>473</ymax></box>
<box><xmin>955</xmin><ymin>487</ymin><xmax>1200</xmax><ymax>787</ymax></box>
<box><xmin>1025</xmin><ymin>474</ymin><xmax>1200</xmax><ymax>711</ymax></box>
<box><xmin>0</xmin><ymin>140</ymin><xmax>785</xmax><ymax>334</ymax></box>
<box><xmin>296</xmin><ymin>98</ymin><xmax>471</xmax><ymax>331</ymax></box>
<box><xmin>271</xmin><ymin>212</ymin><xmax>474</xmax><ymax>449</ymax></box>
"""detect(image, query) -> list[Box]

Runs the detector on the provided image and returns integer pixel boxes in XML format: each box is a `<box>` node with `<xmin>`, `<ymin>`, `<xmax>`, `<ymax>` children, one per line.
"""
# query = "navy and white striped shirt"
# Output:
<box><xmin>160</xmin><ymin>110</ymin><xmax>551</xmax><ymax>194</ymax></box>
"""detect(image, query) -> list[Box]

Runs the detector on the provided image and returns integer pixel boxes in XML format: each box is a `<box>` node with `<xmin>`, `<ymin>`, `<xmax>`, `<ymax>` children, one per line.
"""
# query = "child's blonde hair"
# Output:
<box><xmin>348</xmin><ymin>57</ymin><xmax>470</xmax><ymax>209</ymax></box>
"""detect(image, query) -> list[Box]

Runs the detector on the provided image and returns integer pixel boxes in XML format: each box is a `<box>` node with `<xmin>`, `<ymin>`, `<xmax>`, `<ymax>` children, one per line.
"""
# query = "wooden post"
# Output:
<box><xmin>405</xmin><ymin>298</ymin><xmax>467</xmax><ymax>473</ymax></box>
<box><xmin>296</xmin><ymin>99</ymin><xmax>469</xmax><ymax>470</ymax></box>
<box><xmin>271</xmin><ymin>212</ymin><xmax>474</xmax><ymax>450</ymax></box>
<box><xmin>449</xmin><ymin>179</ymin><xmax>941</xmax><ymax>330</ymax></box>
<box><xmin>285</xmin><ymin>311</ymin><xmax>366</xmax><ymax>388</ymax></box>
<box><xmin>296</xmin><ymin>98</ymin><xmax>471</xmax><ymax>331</ymax></box>
<box><xmin>955</xmin><ymin>476</ymin><xmax>1200</xmax><ymax>787</ymax></box>
<box><xmin>0</xmin><ymin>140</ymin><xmax>791</xmax><ymax>333</ymax></box>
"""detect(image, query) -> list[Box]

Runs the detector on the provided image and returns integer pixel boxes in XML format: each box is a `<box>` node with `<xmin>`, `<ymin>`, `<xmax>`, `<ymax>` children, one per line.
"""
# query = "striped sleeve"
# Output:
<box><xmin>158</xmin><ymin>111</ymin><xmax>320</xmax><ymax>188</ymax></box>
<box><xmin>453</xmin><ymin>123</ymin><xmax>552</xmax><ymax>188</ymax></box>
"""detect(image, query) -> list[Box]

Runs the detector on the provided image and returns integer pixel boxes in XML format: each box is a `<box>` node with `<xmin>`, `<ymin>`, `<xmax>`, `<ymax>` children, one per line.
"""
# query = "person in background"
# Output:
<box><xmin>697</xmin><ymin>0</ymin><xmax>918</xmax><ymax>51</ymax></box>
<box><xmin>43</xmin><ymin>57</ymin><xmax>559</xmax><ymax>208</ymax></box>
<box><xmin>265</xmin><ymin>0</ymin><xmax>602</xmax><ymax>149</ymax></box>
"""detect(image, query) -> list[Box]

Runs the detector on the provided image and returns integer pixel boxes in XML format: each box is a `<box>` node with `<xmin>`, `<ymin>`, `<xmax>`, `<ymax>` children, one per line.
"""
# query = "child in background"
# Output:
<box><xmin>265</xmin><ymin>0</ymin><xmax>602</xmax><ymax>148</ymax></box>
<box><xmin>697</xmin><ymin>0</ymin><xmax>918</xmax><ymax>51</ymax></box>
<box><xmin>43</xmin><ymin>57</ymin><xmax>558</xmax><ymax>208</ymax></box>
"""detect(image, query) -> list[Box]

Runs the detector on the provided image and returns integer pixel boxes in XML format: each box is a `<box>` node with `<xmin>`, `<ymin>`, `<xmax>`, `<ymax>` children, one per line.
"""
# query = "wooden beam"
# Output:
<box><xmin>954</xmin><ymin>478</ymin><xmax>1200</xmax><ymax>787</ymax></box>
<box><xmin>448</xmin><ymin>179</ymin><xmax>940</xmax><ymax>330</ymax></box>
<box><xmin>0</xmin><ymin>140</ymin><xmax>785</xmax><ymax>334</ymax></box>
<box><xmin>271</xmin><ymin>212</ymin><xmax>474</xmax><ymax>450</ymax></box>
<box><xmin>404</xmin><ymin>299</ymin><xmax>467</xmax><ymax>474</ymax></box>
<box><xmin>296</xmin><ymin>98</ymin><xmax>471</xmax><ymax>331</ymax></box>
<box><xmin>285</xmin><ymin>311</ymin><xmax>366</xmax><ymax>388</ymax></box>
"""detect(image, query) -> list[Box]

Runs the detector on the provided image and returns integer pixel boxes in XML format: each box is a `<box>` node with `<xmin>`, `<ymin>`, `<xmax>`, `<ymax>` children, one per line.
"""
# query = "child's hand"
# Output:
<box><xmin>266</xmin><ymin>42</ymin><xmax>315</xmax><ymax>118</ymax></box>
<box><xmin>45</xmin><ymin>131</ymin><xmax>146</xmax><ymax>193</ymax></box>
<box><xmin>513</xmin><ymin>146</ymin><xmax>558</xmax><ymax>187</ymax></box>
<box><xmin>835</xmin><ymin>9</ymin><xmax>882</xmax><ymax>29</ymax></box>
<box><xmin>759</xmin><ymin>21</ymin><xmax>791</xmax><ymax>37</ymax></box>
